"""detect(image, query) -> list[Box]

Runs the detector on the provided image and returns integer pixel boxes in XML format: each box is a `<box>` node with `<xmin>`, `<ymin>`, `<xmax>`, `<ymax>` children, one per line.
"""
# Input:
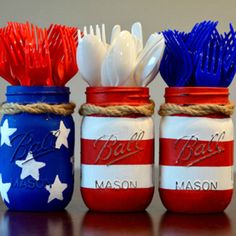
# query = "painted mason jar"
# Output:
<box><xmin>80</xmin><ymin>87</ymin><xmax>154</xmax><ymax>212</ymax></box>
<box><xmin>0</xmin><ymin>86</ymin><xmax>74</xmax><ymax>211</ymax></box>
<box><xmin>159</xmin><ymin>87</ymin><xmax>234</xmax><ymax>213</ymax></box>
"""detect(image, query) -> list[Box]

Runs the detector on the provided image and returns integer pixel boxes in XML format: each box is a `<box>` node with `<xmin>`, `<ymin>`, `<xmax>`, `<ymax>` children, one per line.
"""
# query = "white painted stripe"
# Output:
<box><xmin>81</xmin><ymin>164</ymin><xmax>154</xmax><ymax>189</ymax></box>
<box><xmin>160</xmin><ymin>116</ymin><xmax>233</xmax><ymax>141</ymax></box>
<box><xmin>81</xmin><ymin>117</ymin><xmax>154</xmax><ymax>140</ymax></box>
<box><xmin>159</xmin><ymin>165</ymin><xmax>234</xmax><ymax>190</ymax></box>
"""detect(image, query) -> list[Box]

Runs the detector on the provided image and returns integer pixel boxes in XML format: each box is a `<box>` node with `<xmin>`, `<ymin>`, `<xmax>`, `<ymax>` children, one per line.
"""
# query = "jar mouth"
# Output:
<box><xmin>7</xmin><ymin>86</ymin><xmax>70</xmax><ymax>94</ymax></box>
<box><xmin>6</xmin><ymin>86</ymin><xmax>70</xmax><ymax>104</ymax></box>
<box><xmin>86</xmin><ymin>86</ymin><xmax>150</xmax><ymax>106</ymax></box>
<box><xmin>165</xmin><ymin>87</ymin><xmax>229</xmax><ymax>105</ymax></box>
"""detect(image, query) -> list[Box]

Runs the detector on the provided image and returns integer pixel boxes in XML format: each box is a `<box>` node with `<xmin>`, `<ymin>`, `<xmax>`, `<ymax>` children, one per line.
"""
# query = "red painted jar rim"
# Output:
<box><xmin>165</xmin><ymin>87</ymin><xmax>229</xmax><ymax>105</ymax></box>
<box><xmin>86</xmin><ymin>87</ymin><xmax>150</xmax><ymax>106</ymax></box>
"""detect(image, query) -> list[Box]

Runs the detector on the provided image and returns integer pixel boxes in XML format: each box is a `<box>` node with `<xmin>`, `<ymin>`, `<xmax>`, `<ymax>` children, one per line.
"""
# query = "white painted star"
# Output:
<box><xmin>45</xmin><ymin>175</ymin><xmax>68</xmax><ymax>203</ymax></box>
<box><xmin>15</xmin><ymin>152</ymin><xmax>46</xmax><ymax>181</ymax></box>
<box><xmin>0</xmin><ymin>119</ymin><xmax>17</xmax><ymax>146</ymax></box>
<box><xmin>0</xmin><ymin>174</ymin><xmax>11</xmax><ymax>203</ymax></box>
<box><xmin>51</xmin><ymin>121</ymin><xmax>70</xmax><ymax>149</ymax></box>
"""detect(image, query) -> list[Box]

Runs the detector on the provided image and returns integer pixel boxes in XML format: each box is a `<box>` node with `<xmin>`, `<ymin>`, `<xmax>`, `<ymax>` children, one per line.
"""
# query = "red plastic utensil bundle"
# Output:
<box><xmin>0</xmin><ymin>22</ymin><xmax>79</xmax><ymax>86</ymax></box>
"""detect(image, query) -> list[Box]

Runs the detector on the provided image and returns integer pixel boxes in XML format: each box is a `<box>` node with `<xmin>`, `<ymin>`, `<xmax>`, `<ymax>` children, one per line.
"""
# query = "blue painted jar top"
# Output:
<box><xmin>6</xmin><ymin>86</ymin><xmax>70</xmax><ymax>104</ymax></box>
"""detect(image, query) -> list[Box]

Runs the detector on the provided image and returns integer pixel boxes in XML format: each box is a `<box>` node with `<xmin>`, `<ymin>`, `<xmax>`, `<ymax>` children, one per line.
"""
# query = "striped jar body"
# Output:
<box><xmin>159</xmin><ymin>87</ymin><xmax>234</xmax><ymax>213</ymax></box>
<box><xmin>80</xmin><ymin>87</ymin><xmax>154</xmax><ymax>212</ymax></box>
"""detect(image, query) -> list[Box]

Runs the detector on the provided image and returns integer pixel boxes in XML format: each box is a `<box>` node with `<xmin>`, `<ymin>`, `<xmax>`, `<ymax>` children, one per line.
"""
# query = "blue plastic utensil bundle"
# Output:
<box><xmin>160</xmin><ymin>21</ymin><xmax>236</xmax><ymax>87</ymax></box>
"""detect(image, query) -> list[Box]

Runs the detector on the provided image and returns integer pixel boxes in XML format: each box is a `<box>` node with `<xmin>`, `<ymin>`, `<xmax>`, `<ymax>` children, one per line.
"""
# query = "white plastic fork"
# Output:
<box><xmin>96</xmin><ymin>25</ymin><xmax>101</xmax><ymax>41</ymax></box>
<box><xmin>78</xmin><ymin>24</ymin><xmax>107</xmax><ymax>86</ymax></box>
<box><xmin>78</xmin><ymin>29</ymin><xmax>82</xmax><ymax>41</ymax></box>
<box><xmin>101</xmin><ymin>24</ymin><xmax>106</xmax><ymax>45</ymax></box>
<box><xmin>83</xmin><ymin>24</ymin><xmax>107</xmax><ymax>46</ymax></box>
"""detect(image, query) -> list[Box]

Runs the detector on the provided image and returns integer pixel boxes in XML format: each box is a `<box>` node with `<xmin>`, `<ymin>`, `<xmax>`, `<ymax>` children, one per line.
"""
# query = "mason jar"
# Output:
<box><xmin>0</xmin><ymin>86</ymin><xmax>74</xmax><ymax>211</ymax></box>
<box><xmin>80</xmin><ymin>87</ymin><xmax>154</xmax><ymax>212</ymax></box>
<box><xmin>159</xmin><ymin>87</ymin><xmax>234</xmax><ymax>213</ymax></box>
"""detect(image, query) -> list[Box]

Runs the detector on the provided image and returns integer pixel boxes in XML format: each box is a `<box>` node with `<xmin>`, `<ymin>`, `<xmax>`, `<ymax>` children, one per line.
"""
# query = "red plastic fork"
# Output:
<box><xmin>0</xmin><ymin>32</ymin><xmax>19</xmax><ymax>85</ymax></box>
<box><xmin>47</xmin><ymin>25</ymin><xmax>65</xmax><ymax>85</ymax></box>
<box><xmin>1</xmin><ymin>28</ymin><xmax>28</xmax><ymax>85</ymax></box>
<box><xmin>47</xmin><ymin>24</ymin><xmax>78</xmax><ymax>86</ymax></box>
<box><xmin>59</xmin><ymin>27</ymin><xmax>78</xmax><ymax>85</ymax></box>
<box><xmin>25</xmin><ymin>26</ymin><xmax>53</xmax><ymax>86</ymax></box>
<box><xmin>0</xmin><ymin>22</ymin><xmax>79</xmax><ymax>86</ymax></box>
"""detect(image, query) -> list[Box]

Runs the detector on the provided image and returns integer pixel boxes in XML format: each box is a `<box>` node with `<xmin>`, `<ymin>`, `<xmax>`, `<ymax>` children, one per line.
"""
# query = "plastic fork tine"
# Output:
<box><xmin>0</xmin><ymin>35</ymin><xmax>19</xmax><ymax>85</ymax></box>
<box><xmin>47</xmin><ymin>24</ymin><xmax>60</xmax><ymax>43</ymax></box>
<box><xmin>101</xmin><ymin>24</ymin><xmax>106</xmax><ymax>44</ymax></box>
<box><xmin>223</xmin><ymin>24</ymin><xmax>236</xmax><ymax>71</ymax></box>
<box><xmin>210</xmin><ymin>42</ymin><xmax>217</xmax><ymax>72</ymax></box>
<box><xmin>89</xmin><ymin>25</ymin><xmax>94</xmax><ymax>35</ymax></box>
<box><xmin>6</xmin><ymin>31</ymin><xmax>24</xmax><ymax>63</ymax></box>
<box><xmin>47</xmin><ymin>24</ymin><xmax>54</xmax><ymax>37</ymax></box>
<box><xmin>212</xmin><ymin>29</ymin><xmax>222</xmax><ymax>44</ymax></box>
<box><xmin>96</xmin><ymin>24</ymin><xmax>101</xmax><ymax>41</ymax></box>
<box><xmin>203</xmin><ymin>43</ymin><xmax>210</xmax><ymax>71</ymax></box>
<box><xmin>217</xmin><ymin>45</ymin><xmax>223</xmax><ymax>73</ymax></box>
<box><xmin>70</xmin><ymin>27</ymin><xmax>78</xmax><ymax>43</ymax></box>
<box><xmin>36</xmin><ymin>27</ymin><xmax>43</xmax><ymax>65</ymax></box>
<box><xmin>83</xmin><ymin>26</ymin><xmax>87</xmax><ymax>36</ymax></box>
<box><xmin>18</xmin><ymin>24</ymin><xmax>26</xmax><ymax>40</ymax></box>
<box><xmin>192</xmin><ymin>21</ymin><xmax>217</xmax><ymax>51</ymax></box>
<box><xmin>1</xmin><ymin>34</ymin><xmax>18</xmax><ymax>66</ymax></box>
<box><xmin>78</xmin><ymin>29</ymin><xmax>82</xmax><ymax>41</ymax></box>
<box><xmin>187</xmin><ymin>21</ymin><xmax>213</xmax><ymax>51</ymax></box>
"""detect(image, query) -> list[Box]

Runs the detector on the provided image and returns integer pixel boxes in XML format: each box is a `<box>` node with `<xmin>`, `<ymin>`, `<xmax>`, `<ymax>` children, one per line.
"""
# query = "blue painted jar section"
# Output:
<box><xmin>0</xmin><ymin>86</ymin><xmax>74</xmax><ymax>211</ymax></box>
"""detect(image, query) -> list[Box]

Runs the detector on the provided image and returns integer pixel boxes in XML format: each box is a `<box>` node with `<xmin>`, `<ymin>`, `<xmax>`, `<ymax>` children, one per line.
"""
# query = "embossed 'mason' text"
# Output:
<box><xmin>176</xmin><ymin>180</ymin><xmax>218</xmax><ymax>190</ymax></box>
<box><xmin>95</xmin><ymin>180</ymin><xmax>138</xmax><ymax>189</ymax></box>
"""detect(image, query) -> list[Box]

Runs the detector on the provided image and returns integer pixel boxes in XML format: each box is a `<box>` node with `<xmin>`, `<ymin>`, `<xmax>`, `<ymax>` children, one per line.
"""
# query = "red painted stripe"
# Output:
<box><xmin>160</xmin><ymin>138</ymin><xmax>233</xmax><ymax>166</ymax></box>
<box><xmin>159</xmin><ymin>188</ymin><xmax>233</xmax><ymax>213</ymax></box>
<box><xmin>81</xmin><ymin>139</ymin><xmax>154</xmax><ymax>165</ymax></box>
<box><xmin>81</xmin><ymin>187</ymin><xmax>154</xmax><ymax>212</ymax></box>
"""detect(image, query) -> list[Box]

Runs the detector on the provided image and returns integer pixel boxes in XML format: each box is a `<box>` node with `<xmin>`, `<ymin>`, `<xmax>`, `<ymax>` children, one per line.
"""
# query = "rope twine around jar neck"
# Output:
<box><xmin>79</xmin><ymin>100</ymin><xmax>155</xmax><ymax>117</ymax></box>
<box><xmin>0</xmin><ymin>102</ymin><xmax>76</xmax><ymax>116</ymax></box>
<box><xmin>158</xmin><ymin>102</ymin><xmax>235</xmax><ymax>117</ymax></box>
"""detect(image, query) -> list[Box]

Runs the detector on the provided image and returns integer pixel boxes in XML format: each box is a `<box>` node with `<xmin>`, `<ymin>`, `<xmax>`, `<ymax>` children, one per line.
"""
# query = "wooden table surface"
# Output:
<box><xmin>0</xmin><ymin>171</ymin><xmax>235</xmax><ymax>236</ymax></box>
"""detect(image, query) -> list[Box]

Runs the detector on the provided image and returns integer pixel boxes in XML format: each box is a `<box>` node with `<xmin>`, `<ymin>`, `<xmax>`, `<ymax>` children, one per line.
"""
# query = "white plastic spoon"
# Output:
<box><xmin>101</xmin><ymin>31</ymin><xmax>137</xmax><ymax>86</ymax></box>
<box><xmin>78</xmin><ymin>34</ymin><xmax>107</xmax><ymax>86</ymax></box>
<box><xmin>134</xmin><ymin>36</ymin><xmax>165</xmax><ymax>86</ymax></box>
<box><xmin>131</xmin><ymin>22</ymin><xmax>143</xmax><ymax>55</ymax></box>
<box><xmin>110</xmin><ymin>25</ymin><xmax>121</xmax><ymax>44</ymax></box>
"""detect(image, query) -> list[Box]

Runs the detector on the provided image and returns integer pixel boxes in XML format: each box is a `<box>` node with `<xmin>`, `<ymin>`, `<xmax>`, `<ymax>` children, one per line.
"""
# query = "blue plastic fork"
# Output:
<box><xmin>174</xmin><ymin>30</ymin><xmax>189</xmax><ymax>42</ymax></box>
<box><xmin>190</xmin><ymin>21</ymin><xmax>218</xmax><ymax>64</ymax></box>
<box><xmin>195</xmin><ymin>41</ymin><xmax>222</xmax><ymax>86</ymax></box>
<box><xmin>162</xmin><ymin>30</ymin><xmax>192</xmax><ymax>86</ymax></box>
<box><xmin>187</xmin><ymin>21</ymin><xmax>218</xmax><ymax>53</ymax></box>
<box><xmin>223</xmin><ymin>24</ymin><xmax>236</xmax><ymax>72</ymax></box>
<box><xmin>221</xmin><ymin>64</ymin><xmax>236</xmax><ymax>87</ymax></box>
<box><xmin>220</xmin><ymin>23</ymin><xmax>236</xmax><ymax>86</ymax></box>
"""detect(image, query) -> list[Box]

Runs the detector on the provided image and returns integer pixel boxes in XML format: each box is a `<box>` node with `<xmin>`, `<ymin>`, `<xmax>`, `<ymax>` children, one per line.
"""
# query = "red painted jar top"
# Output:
<box><xmin>165</xmin><ymin>87</ymin><xmax>229</xmax><ymax>105</ymax></box>
<box><xmin>86</xmin><ymin>87</ymin><xmax>150</xmax><ymax>106</ymax></box>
